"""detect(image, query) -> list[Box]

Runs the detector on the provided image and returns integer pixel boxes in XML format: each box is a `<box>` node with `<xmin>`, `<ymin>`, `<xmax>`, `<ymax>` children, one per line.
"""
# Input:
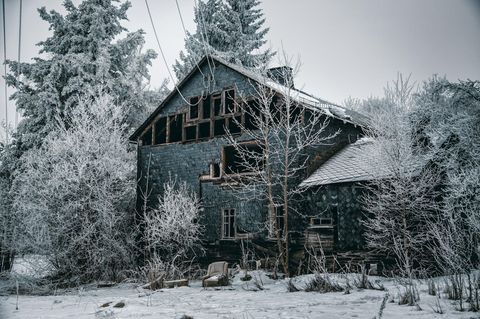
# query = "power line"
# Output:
<box><xmin>15</xmin><ymin>0</ymin><xmax>22</xmax><ymax>129</ymax></box>
<box><xmin>144</xmin><ymin>0</ymin><xmax>195</xmax><ymax>106</ymax></box>
<box><xmin>174</xmin><ymin>0</ymin><xmax>206</xmax><ymax>79</ymax></box>
<box><xmin>2</xmin><ymin>0</ymin><xmax>7</xmax><ymax>144</ymax></box>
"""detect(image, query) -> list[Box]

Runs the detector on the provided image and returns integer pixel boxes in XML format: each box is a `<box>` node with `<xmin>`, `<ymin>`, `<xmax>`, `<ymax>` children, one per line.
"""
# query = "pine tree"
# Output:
<box><xmin>219</xmin><ymin>0</ymin><xmax>275</xmax><ymax>68</ymax></box>
<box><xmin>173</xmin><ymin>0</ymin><xmax>275</xmax><ymax>80</ymax></box>
<box><xmin>5</xmin><ymin>0</ymin><xmax>158</xmax><ymax>152</ymax></box>
<box><xmin>173</xmin><ymin>0</ymin><xmax>222</xmax><ymax>80</ymax></box>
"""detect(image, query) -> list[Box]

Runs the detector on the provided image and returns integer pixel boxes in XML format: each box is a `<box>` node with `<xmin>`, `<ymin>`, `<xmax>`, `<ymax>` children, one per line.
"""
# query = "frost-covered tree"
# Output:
<box><xmin>414</xmin><ymin>79</ymin><xmax>480</xmax><ymax>287</ymax></box>
<box><xmin>5</xmin><ymin>0</ymin><xmax>158</xmax><ymax>152</ymax></box>
<box><xmin>143</xmin><ymin>177</ymin><xmax>203</xmax><ymax>279</ymax></box>
<box><xmin>173</xmin><ymin>0</ymin><xmax>222</xmax><ymax>80</ymax></box>
<box><xmin>174</xmin><ymin>0</ymin><xmax>275</xmax><ymax>80</ymax></box>
<box><xmin>361</xmin><ymin>75</ymin><xmax>440</xmax><ymax>284</ymax></box>
<box><xmin>12</xmin><ymin>93</ymin><xmax>136</xmax><ymax>282</ymax></box>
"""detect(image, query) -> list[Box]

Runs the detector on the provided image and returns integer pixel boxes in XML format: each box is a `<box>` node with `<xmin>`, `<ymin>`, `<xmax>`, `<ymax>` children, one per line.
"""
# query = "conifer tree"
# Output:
<box><xmin>174</xmin><ymin>0</ymin><xmax>275</xmax><ymax>80</ymax></box>
<box><xmin>5</xmin><ymin>0</ymin><xmax>158</xmax><ymax>152</ymax></box>
<box><xmin>173</xmin><ymin>0</ymin><xmax>222</xmax><ymax>80</ymax></box>
<box><xmin>219</xmin><ymin>0</ymin><xmax>275</xmax><ymax>68</ymax></box>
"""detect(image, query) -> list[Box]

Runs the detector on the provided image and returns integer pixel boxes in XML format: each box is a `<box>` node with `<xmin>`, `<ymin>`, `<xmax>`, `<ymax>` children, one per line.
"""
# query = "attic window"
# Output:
<box><xmin>168</xmin><ymin>113</ymin><xmax>184</xmax><ymax>143</ymax></box>
<box><xmin>154</xmin><ymin>117</ymin><xmax>167</xmax><ymax>144</ymax></box>
<box><xmin>189</xmin><ymin>97</ymin><xmax>199</xmax><ymax>120</ymax></box>
<box><xmin>214</xmin><ymin>118</ymin><xmax>226</xmax><ymax>136</ymax></box>
<box><xmin>225</xmin><ymin>89</ymin><xmax>235</xmax><ymax>114</ymax></box>
<box><xmin>184</xmin><ymin>125</ymin><xmax>197</xmax><ymax>142</ymax></box>
<box><xmin>198</xmin><ymin>121</ymin><xmax>211</xmax><ymax>139</ymax></box>
<box><xmin>213</xmin><ymin>93</ymin><xmax>222</xmax><ymax>116</ymax></box>
<box><xmin>202</xmin><ymin>95</ymin><xmax>211</xmax><ymax>119</ymax></box>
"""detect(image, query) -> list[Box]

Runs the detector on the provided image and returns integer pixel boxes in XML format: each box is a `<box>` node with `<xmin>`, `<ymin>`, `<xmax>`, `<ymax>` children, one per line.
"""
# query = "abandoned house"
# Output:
<box><xmin>129</xmin><ymin>55</ymin><xmax>382</xmax><ymax>270</ymax></box>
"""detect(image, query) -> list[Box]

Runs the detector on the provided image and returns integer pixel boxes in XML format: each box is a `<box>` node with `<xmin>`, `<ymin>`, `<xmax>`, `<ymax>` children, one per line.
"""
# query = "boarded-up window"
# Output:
<box><xmin>222</xmin><ymin>209</ymin><xmax>235</xmax><ymax>239</ymax></box>
<box><xmin>141</xmin><ymin>127</ymin><xmax>152</xmax><ymax>146</ymax></box>
<box><xmin>223</xmin><ymin>143</ymin><xmax>263</xmax><ymax>174</ymax></box>
<box><xmin>225</xmin><ymin>89</ymin><xmax>235</xmax><ymax>114</ymax></box>
<box><xmin>168</xmin><ymin>113</ymin><xmax>183</xmax><ymax>143</ymax></box>
<box><xmin>154</xmin><ymin>117</ymin><xmax>167</xmax><ymax>144</ymax></box>
<box><xmin>198</xmin><ymin>121</ymin><xmax>211</xmax><ymax>139</ymax></box>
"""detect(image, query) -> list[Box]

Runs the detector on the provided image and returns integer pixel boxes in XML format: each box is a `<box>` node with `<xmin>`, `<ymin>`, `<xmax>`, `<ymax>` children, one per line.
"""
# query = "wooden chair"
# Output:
<box><xmin>202</xmin><ymin>261</ymin><xmax>229</xmax><ymax>287</ymax></box>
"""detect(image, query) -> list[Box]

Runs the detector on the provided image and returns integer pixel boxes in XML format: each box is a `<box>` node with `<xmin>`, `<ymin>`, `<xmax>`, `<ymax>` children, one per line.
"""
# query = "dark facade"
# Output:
<box><xmin>130</xmin><ymin>56</ymin><xmax>370</xmax><ymax>268</ymax></box>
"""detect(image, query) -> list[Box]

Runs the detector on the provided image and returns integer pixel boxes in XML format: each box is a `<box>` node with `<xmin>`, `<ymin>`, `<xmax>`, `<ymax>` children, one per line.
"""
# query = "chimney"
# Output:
<box><xmin>267</xmin><ymin>66</ymin><xmax>294</xmax><ymax>88</ymax></box>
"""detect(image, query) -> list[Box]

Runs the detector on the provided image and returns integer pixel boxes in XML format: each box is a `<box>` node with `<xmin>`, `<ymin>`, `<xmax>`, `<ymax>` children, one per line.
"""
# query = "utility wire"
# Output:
<box><xmin>2</xmin><ymin>0</ymin><xmax>7</xmax><ymax>144</ymax></box>
<box><xmin>174</xmin><ymin>0</ymin><xmax>206</xmax><ymax>79</ymax></box>
<box><xmin>15</xmin><ymin>0</ymin><xmax>22</xmax><ymax>129</ymax></box>
<box><xmin>193</xmin><ymin>0</ymin><xmax>215</xmax><ymax>80</ymax></box>
<box><xmin>144</xmin><ymin>0</ymin><xmax>195</xmax><ymax>106</ymax></box>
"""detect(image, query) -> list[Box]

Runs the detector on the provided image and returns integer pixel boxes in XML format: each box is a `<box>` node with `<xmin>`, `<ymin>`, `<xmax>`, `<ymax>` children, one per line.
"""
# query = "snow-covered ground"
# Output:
<box><xmin>0</xmin><ymin>271</ymin><xmax>477</xmax><ymax>319</ymax></box>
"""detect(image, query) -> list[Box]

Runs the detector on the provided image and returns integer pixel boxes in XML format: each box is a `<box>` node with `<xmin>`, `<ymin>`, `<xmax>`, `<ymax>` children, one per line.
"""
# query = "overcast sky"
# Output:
<box><xmin>1</xmin><ymin>0</ymin><xmax>480</xmax><ymax>132</ymax></box>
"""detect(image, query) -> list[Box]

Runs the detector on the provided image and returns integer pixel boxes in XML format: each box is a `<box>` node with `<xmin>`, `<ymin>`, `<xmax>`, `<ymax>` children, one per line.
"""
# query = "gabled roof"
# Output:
<box><xmin>300</xmin><ymin>138</ymin><xmax>392</xmax><ymax>187</ymax></box>
<box><xmin>129</xmin><ymin>54</ymin><xmax>369</xmax><ymax>141</ymax></box>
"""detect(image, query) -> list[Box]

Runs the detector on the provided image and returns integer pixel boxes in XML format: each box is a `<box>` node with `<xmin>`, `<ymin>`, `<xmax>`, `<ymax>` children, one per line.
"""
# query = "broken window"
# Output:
<box><xmin>225</xmin><ymin>89</ymin><xmax>235</xmax><ymax>114</ymax></box>
<box><xmin>245</xmin><ymin>99</ymin><xmax>260</xmax><ymax>130</ymax></box>
<box><xmin>310</xmin><ymin>218</ymin><xmax>333</xmax><ymax>227</ymax></box>
<box><xmin>202</xmin><ymin>95</ymin><xmax>211</xmax><ymax>119</ymax></box>
<box><xmin>141</xmin><ymin>127</ymin><xmax>152</xmax><ymax>146</ymax></box>
<box><xmin>222</xmin><ymin>209</ymin><xmax>235</xmax><ymax>239</ymax></box>
<box><xmin>154</xmin><ymin>117</ymin><xmax>167</xmax><ymax>144</ymax></box>
<box><xmin>210</xmin><ymin>162</ymin><xmax>221</xmax><ymax>178</ymax></box>
<box><xmin>189</xmin><ymin>97</ymin><xmax>199</xmax><ymax>120</ymax></box>
<box><xmin>168</xmin><ymin>113</ymin><xmax>184</xmax><ymax>143</ymax></box>
<box><xmin>214</xmin><ymin>118</ymin><xmax>226</xmax><ymax>136</ymax></box>
<box><xmin>223</xmin><ymin>143</ymin><xmax>263</xmax><ymax>174</ymax></box>
<box><xmin>227</xmin><ymin>116</ymin><xmax>242</xmax><ymax>134</ymax></box>
<box><xmin>213</xmin><ymin>93</ymin><xmax>222</xmax><ymax>116</ymax></box>
<box><xmin>198</xmin><ymin>121</ymin><xmax>211</xmax><ymax>139</ymax></box>
<box><xmin>184</xmin><ymin>125</ymin><xmax>197</xmax><ymax>142</ymax></box>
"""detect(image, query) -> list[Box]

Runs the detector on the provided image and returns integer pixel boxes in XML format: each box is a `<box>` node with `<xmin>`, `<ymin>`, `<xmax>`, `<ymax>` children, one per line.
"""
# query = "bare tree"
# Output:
<box><xmin>224</xmin><ymin>53</ymin><xmax>337</xmax><ymax>276</ymax></box>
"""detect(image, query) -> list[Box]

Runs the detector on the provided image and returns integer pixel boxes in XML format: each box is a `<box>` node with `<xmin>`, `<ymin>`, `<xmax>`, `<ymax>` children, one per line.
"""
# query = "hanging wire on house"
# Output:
<box><xmin>2</xmin><ymin>0</ymin><xmax>8</xmax><ymax>144</ymax></box>
<box><xmin>144</xmin><ymin>0</ymin><xmax>197</xmax><ymax>106</ymax></box>
<box><xmin>15</xmin><ymin>0</ymin><xmax>22</xmax><ymax>129</ymax></box>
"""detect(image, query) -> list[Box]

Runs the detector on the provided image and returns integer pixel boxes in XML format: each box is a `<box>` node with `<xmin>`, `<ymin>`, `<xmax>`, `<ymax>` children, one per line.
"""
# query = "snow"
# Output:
<box><xmin>0</xmin><ymin>271</ymin><xmax>474</xmax><ymax>319</ymax></box>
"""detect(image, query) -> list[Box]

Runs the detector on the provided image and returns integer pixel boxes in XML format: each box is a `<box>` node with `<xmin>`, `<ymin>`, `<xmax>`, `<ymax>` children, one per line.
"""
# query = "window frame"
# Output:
<box><xmin>222</xmin><ymin>208</ymin><xmax>236</xmax><ymax>239</ymax></box>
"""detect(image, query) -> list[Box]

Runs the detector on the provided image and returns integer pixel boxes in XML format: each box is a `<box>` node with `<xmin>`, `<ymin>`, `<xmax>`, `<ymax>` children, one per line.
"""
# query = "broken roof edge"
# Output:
<box><xmin>129</xmin><ymin>54</ymin><xmax>369</xmax><ymax>141</ymax></box>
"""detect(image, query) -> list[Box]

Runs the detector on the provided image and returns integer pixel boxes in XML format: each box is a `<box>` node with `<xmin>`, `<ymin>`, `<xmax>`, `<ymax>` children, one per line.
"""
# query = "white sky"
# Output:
<box><xmin>1</xmin><ymin>0</ymin><xmax>480</xmax><ymax>132</ymax></box>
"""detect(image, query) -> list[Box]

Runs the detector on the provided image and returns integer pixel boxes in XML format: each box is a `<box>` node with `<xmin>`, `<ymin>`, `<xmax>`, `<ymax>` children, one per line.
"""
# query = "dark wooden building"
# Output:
<box><xmin>130</xmin><ymin>55</ymin><xmax>377</xmax><ymax>269</ymax></box>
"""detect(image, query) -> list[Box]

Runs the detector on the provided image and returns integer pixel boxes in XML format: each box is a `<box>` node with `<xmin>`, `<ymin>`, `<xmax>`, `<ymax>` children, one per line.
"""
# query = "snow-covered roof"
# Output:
<box><xmin>214</xmin><ymin>56</ymin><xmax>370</xmax><ymax>128</ymax></box>
<box><xmin>300</xmin><ymin>138</ymin><xmax>392</xmax><ymax>187</ymax></box>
